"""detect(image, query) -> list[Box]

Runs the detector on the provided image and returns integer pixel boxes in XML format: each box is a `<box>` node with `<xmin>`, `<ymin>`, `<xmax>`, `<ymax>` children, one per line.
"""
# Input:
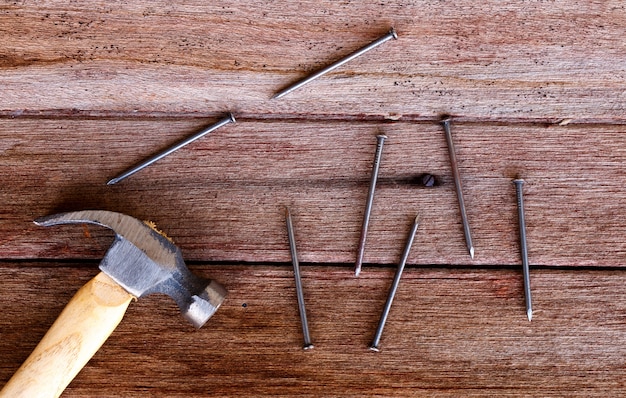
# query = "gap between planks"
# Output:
<box><xmin>0</xmin><ymin>111</ymin><xmax>613</xmax><ymax>126</ymax></box>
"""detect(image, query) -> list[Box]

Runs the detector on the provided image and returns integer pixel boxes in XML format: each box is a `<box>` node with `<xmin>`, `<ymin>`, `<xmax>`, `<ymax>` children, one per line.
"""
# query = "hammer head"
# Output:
<box><xmin>35</xmin><ymin>210</ymin><xmax>227</xmax><ymax>328</ymax></box>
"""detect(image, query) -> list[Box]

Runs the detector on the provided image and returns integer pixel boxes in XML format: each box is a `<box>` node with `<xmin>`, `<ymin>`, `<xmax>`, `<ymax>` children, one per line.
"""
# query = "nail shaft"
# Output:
<box><xmin>370</xmin><ymin>215</ymin><xmax>420</xmax><ymax>352</ymax></box>
<box><xmin>272</xmin><ymin>28</ymin><xmax>397</xmax><ymax>99</ymax></box>
<box><xmin>513</xmin><ymin>179</ymin><xmax>533</xmax><ymax>321</ymax></box>
<box><xmin>355</xmin><ymin>134</ymin><xmax>387</xmax><ymax>277</ymax></box>
<box><xmin>285</xmin><ymin>207</ymin><xmax>314</xmax><ymax>350</ymax></box>
<box><xmin>441</xmin><ymin>117</ymin><xmax>474</xmax><ymax>259</ymax></box>
<box><xmin>107</xmin><ymin>113</ymin><xmax>236</xmax><ymax>185</ymax></box>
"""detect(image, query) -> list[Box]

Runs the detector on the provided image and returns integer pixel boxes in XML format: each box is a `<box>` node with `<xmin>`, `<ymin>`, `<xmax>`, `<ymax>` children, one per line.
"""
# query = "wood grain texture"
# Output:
<box><xmin>1</xmin><ymin>1</ymin><xmax>625</xmax><ymax>121</ymax></box>
<box><xmin>1</xmin><ymin>265</ymin><xmax>626</xmax><ymax>397</ymax></box>
<box><xmin>1</xmin><ymin>119</ymin><xmax>625</xmax><ymax>266</ymax></box>
<box><xmin>2</xmin><ymin>0</ymin><xmax>626</xmax><ymax>396</ymax></box>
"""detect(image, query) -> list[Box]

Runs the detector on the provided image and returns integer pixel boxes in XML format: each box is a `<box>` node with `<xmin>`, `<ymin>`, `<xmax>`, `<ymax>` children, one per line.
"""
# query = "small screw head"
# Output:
<box><xmin>412</xmin><ymin>173</ymin><xmax>436</xmax><ymax>187</ymax></box>
<box><xmin>421</xmin><ymin>173</ymin><xmax>436</xmax><ymax>187</ymax></box>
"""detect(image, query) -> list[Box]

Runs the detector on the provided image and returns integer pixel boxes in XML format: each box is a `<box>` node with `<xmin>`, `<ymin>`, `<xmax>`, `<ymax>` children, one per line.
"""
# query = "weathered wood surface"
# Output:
<box><xmin>2</xmin><ymin>0</ymin><xmax>626</xmax><ymax>396</ymax></box>
<box><xmin>1</xmin><ymin>119</ymin><xmax>626</xmax><ymax>266</ymax></box>
<box><xmin>1</xmin><ymin>265</ymin><xmax>626</xmax><ymax>397</ymax></box>
<box><xmin>1</xmin><ymin>0</ymin><xmax>625</xmax><ymax>121</ymax></box>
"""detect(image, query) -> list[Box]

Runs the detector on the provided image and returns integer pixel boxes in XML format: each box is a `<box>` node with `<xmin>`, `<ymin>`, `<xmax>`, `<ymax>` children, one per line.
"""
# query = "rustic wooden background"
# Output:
<box><xmin>2</xmin><ymin>1</ymin><xmax>626</xmax><ymax>396</ymax></box>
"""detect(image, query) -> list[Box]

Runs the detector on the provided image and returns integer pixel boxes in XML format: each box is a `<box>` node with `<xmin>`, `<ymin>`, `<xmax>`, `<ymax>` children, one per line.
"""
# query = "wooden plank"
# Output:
<box><xmin>1</xmin><ymin>118</ymin><xmax>626</xmax><ymax>266</ymax></box>
<box><xmin>1</xmin><ymin>1</ymin><xmax>625</xmax><ymax>121</ymax></box>
<box><xmin>2</xmin><ymin>2</ymin><xmax>625</xmax><ymax>397</ymax></box>
<box><xmin>1</xmin><ymin>264</ymin><xmax>626</xmax><ymax>396</ymax></box>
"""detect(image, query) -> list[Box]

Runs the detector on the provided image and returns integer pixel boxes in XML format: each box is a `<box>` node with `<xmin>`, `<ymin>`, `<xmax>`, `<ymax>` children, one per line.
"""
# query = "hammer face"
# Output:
<box><xmin>185</xmin><ymin>280</ymin><xmax>228</xmax><ymax>328</ymax></box>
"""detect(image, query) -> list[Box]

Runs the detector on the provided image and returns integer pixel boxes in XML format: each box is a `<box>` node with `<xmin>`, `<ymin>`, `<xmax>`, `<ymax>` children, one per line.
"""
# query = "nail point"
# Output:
<box><xmin>303</xmin><ymin>344</ymin><xmax>315</xmax><ymax>350</ymax></box>
<box><xmin>369</xmin><ymin>345</ymin><xmax>380</xmax><ymax>352</ymax></box>
<box><xmin>527</xmin><ymin>308</ymin><xmax>533</xmax><ymax>321</ymax></box>
<box><xmin>389</xmin><ymin>28</ymin><xmax>398</xmax><ymax>40</ymax></box>
<box><xmin>469</xmin><ymin>246</ymin><xmax>475</xmax><ymax>259</ymax></box>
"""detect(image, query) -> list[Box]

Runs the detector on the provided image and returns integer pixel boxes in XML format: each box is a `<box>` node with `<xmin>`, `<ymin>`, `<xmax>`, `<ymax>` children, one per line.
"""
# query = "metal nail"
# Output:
<box><xmin>355</xmin><ymin>134</ymin><xmax>388</xmax><ymax>277</ymax></box>
<box><xmin>513</xmin><ymin>179</ymin><xmax>533</xmax><ymax>321</ymax></box>
<box><xmin>285</xmin><ymin>207</ymin><xmax>314</xmax><ymax>350</ymax></box>
<box><xmin>272</xmin><ymin>28</ymin><xmax>398</xmax><ymax>99</ymax></box>
<box><xmin>107</xmin><ymin>113</ymin><xmax>236</xmax><ymax>185</ymax></box>
<box><xmin>370</xmin><ymin>215</ymin><xmax>420</xmax><ymax>352</ymax></box>
<box><xmin>441</xmin><ymin>116</ymin><xmax>474</xmax><ymax>259</ymax></box>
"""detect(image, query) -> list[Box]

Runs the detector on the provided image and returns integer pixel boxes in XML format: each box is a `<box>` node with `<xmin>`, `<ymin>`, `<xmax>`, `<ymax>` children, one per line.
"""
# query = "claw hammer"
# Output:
<box><xmin>0</xmin><ymin>210</ymin><xmax>227</xmax><ymax>398</ymax></box>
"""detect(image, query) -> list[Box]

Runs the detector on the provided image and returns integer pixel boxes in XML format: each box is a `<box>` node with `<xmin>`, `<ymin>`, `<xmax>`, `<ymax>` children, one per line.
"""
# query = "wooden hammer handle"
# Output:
<box><xmin>0</xmin><ymin>272</ymin><xmax>134</xmax><ymax>398</ymax></box>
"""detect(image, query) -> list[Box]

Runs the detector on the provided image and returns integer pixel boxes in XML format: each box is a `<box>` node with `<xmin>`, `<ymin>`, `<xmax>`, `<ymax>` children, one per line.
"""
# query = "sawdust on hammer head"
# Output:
<box><xmin>143</xmin><ymin>220</ymin><xmax>174</xmax><ymax>243</ymax></box>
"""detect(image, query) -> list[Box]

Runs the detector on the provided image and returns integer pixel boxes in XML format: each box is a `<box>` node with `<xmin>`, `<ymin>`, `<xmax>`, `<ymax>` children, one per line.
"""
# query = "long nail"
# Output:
<box><xmin>513</xmin><ymin>179</ymin><xmax>533</xmax><ymax>321</ymax></box>
<box><xmin>107</xmin><ymin>113</ymin><xmax>236</xmax><ymax>185</ymax></box>
<box><xmin>370</xmin><ymin>215</ymin><xmax>420</xmax><ymax>352</ymax></box>
<box><xmin>272</xmin><ymin>28</ymin><xmax>398</xmax><ymax>99</ymax></box>
<box><xmin>355</xmin><ymin>134</ymin><xmax>387</xmax><ymax>277</ymax></box>
<box><xmin>285</xmin><ymin>207</ymin><xmax>314</xmax><ymax>350</ymax></box>
<box><xmin>441</xmin><ymin>116</ymin><xmax>474</xmax><ymax>259</ymax></box>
